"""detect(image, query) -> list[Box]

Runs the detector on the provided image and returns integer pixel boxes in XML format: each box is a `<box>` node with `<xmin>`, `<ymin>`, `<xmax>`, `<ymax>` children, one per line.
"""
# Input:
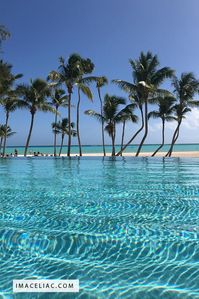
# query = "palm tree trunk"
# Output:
<box><xmin>24</xmin><ymin>112</ymin><xmax>35</xmax><ymax>157</ymax></box>
<box><xmin>77</xmin><ymin>87</ymin><xmax>82</xmax><ymax>156</ymax></box>
<box><xmin>0</xmin><ymin>137</ymin><xmax>3</xmax><ymax>154</ymax></box>
<box><xmin>111</xmin><ymin>124</ymin><xmax>116</xmax><ymax>156</ymax></box>
<box><xmin>98</xmin><ymin>87</ymin><xmax>106</xmax><ymax>156</ymax></box>
<box><xmin>136</xmin><ymin>99</ymin><xmax>148</xmax><ymax>156</ymax></box>
<box><xmin>120</xmin><ymin>120</ymin><xmax>126</xmax><ymax>156</ymax></box>
<box><xmin>59</xmin><ymin>134</ymin><xmax>64</xmax><ymax>156</ymax></box>
<box><xmin>116</xmin><ymin>106</ymin><xmax>144</xmax><ymax>156</ymax></box>
<box><xmin>53</xmin><ymin>107</ymin><xmax>58</xmax><ymax>156</ymax></box>
<box><xmin>166</xmin><ymin>121</ymin><xmax>181</xmax><ymax>157</ymax></box>
<box><xmin>67</xmin><ymin>91</ymin><xmax>71</xmax><ymax>157</ymax></box>
<box><xmin>2</xmin><ymin>112</ymin><xmax>9</xmax><ymax>157</ymax></box>
<box><xmin>152</xmin><ymin>118</ymin><xmax>165</xmax><ymax>156</ymax></box>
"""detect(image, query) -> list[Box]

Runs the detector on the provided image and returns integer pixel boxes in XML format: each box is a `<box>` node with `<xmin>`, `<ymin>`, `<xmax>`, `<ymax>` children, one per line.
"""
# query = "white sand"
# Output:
<box><xmin>16</xmin><ymin>151</ymin><xmax>199</xmax><ymax>158</ymax></box>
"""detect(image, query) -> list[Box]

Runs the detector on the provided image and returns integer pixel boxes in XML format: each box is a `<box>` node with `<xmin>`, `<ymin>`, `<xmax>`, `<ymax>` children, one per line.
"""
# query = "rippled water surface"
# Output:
<box><xmin>0</xmin><ymin>157</ymin><xmax>199</xmax><ymax>299</ymax></box>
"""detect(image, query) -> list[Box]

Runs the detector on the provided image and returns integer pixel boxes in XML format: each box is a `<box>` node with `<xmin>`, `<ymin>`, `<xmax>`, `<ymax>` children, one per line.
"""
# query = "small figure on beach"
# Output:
<box><xmin>14</xmin><ymin>149</ymin><xmax>18</xmax><ymax>157</ymax></box>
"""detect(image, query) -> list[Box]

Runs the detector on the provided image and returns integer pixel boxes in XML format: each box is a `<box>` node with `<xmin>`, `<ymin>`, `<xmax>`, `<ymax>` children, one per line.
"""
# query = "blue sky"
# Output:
<box><xmin>1</xmin><ymin>0</ymin><xmax>199</xmax><ymax>146</ymax></box>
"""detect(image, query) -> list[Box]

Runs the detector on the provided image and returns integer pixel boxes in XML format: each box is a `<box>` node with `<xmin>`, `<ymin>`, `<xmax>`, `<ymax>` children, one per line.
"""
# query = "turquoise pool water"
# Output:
<box><xmin>5</xmin><ymin>143</ymin><xmax>199</xmax><ymax>155</ymax></box>
<box><xmin>0</xmin><ymin>157</ymin><xmax>199</xmax><ymax>298</ymax></box>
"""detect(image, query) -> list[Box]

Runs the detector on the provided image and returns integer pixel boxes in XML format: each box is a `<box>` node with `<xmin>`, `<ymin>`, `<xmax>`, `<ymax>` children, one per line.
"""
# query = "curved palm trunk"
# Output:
<box><xmin>24</xmin><ymin>112</ymin><xmax>35</xmax><ymax>157</ymax></box>
<box><xmin>152</xmin><ymin>118</ymin><xmax>165</xmax><ymax>156</ymax></box>
<box><xmin>98</xmin><ymin>87</ymin><xmax>106</xmax><ymax>156</ymax></box>
<box><xmin>120</xmin><ymin>120</ymin><xmax>126</xmax><ymax>156</ymax></box>
<box><xmin>53</xmin><ymin>107</ymin><xmax>58</xmax><ymax>156</ymax></box>
<box><xmin>2</xmin><ymin>112</ymin><xmax>9</xmax><ymax>157</ymax></box>
<box><xmin>67</xmin><ymin>92</ymin><xmax>72</xmax><ymax>157</ymax></box>
<box><xmin>166</xmin><ymin>120</ymin><xmax>181</xmax><ymax>157</ymax></box>
<box><xmin>116</xmin><ymin>106</ymin><xmax>144</xmax><ymax>156</ymax></box>
<box><xmin>59</xmin><ymin>134</ymin><xmax>64</xmax><ymax>156</ymax></box>
<box><xmin>77</xmin><ymin>87</ymin><xmax>82</xmax><ymax>156</ymax></box>
<box><xmin>136</xmin><ymin>99</ymin><xmax>148</xmax><ymax>156</ymax></box>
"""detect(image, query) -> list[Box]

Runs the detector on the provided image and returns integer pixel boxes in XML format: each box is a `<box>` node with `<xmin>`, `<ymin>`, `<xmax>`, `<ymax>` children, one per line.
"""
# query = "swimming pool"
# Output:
<box><xmin>0</xmin><ymin>157</ymin><xmax>199</xmax><ymax>298</ymax></box>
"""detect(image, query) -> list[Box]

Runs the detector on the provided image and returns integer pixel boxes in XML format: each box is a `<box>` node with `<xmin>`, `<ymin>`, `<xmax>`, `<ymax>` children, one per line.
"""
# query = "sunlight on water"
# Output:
<box><xmin>0</xmin><ymin>157</ymin><xmax>199</xmax><ymax>298</ymax></box>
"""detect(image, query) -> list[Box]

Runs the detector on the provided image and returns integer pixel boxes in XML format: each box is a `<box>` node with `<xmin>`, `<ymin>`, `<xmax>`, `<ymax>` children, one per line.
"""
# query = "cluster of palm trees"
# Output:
<box><xmin>0</xmin><ymin>50</ymin><xmax>199</xmax><ymax>157</ymax></box>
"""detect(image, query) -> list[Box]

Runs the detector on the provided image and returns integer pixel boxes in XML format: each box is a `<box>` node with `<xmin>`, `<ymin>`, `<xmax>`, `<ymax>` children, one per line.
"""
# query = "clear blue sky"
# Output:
<box><xmin>1</xmin><ymin>0</ymin><xmax>199</xmax><ymax>146</ymax></box>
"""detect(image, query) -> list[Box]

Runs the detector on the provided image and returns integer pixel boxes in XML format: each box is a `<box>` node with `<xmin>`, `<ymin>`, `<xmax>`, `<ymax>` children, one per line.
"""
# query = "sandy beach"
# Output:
<box><xmin>17</xmin><ymin>151</ymin><xmax>199</xmax><ymax>158</ymax></box>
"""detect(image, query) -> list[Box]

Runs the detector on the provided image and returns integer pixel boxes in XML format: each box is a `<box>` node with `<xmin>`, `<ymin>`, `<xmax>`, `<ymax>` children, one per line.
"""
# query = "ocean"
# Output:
<box><xmin>4</xmin><ymin>144</ymin><xmax>199</xmax><ymax>155</ymax></box>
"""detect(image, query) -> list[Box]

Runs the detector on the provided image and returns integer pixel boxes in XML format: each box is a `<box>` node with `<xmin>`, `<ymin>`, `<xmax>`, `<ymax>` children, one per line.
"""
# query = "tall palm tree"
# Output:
<box><xmin>0</xmin><ymin>125</ymin><xmax>15</xmax><ymax>154</ymax></box>
<box><xmin>79</xmin><ymin>76</ymin><xmax>108</xmax><ymax>155</ymax></box>
<box><xmin>85</xmin><ymin>94</ymin><xmax>126</xmax><ymax>156</ymax></box>
<box><xmin>118</xmin><ymin>103</ymin><xmax>138</xmax><ymax>155</ymax></box>
<box><xmin>1</xmin><ymin>91</ymin><xmax>24</xmax><ymax>156</ymax></box>
<box><xmin>76</xmin><ymin>80</ymin><xmax>93</xmax><ymax>156</ymax></box>
<box><xmin>17</xmin><ymin>79</ymin><xmax>55</xmax><ymax>156</ymax></box>
<box><xmin>50</xmin><ymin>88</ymin><xmax>68</xmax><ymax>156</ymax></box>
<box><xmin>148</xmin><ymin>96</ymin><xmax>176</xmax><ymax>156</ymax></box>
<box><xmin>52</xmin><ymin>118</ymin><xmax>77</xmax><ymax>156</ymax></box>
<box><xmin>166</xmin><ymin>73</ymin><xmax>199</xmax><ymax>157</ymax></box>
<box><xmin>113</xmin><ymin>52</ymin><xmax>174</xmax><ymax>156</ymax></box>
<box><xmin>49</xmin><ymin>53</ymin><xmax>93</xmax><ymax>157</ymax></box>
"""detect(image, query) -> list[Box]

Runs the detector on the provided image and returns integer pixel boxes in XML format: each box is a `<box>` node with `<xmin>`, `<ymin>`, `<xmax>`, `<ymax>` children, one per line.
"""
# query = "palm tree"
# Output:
<box><xmin>76</xmin><ymin>80</ymin><xmax>93</xmax><ymax>156</ymax></box>
<box><xmin>166</xmin><ymin>73</ymin><xmax>199</xmax><ymax>157</ymax></box>
<box><xmin>52</xmin><ymin>118</ymin><xmax>77</xmax><ymax>156</ymax></box>
<box><xmin>75</xmin><ymin>58</ymin><xmax>94</xmax><ymax>156</ymax></box>
<box><xmin>113</xmin><ymin>52</ymin><xmax>174</xmax><ymax>156</ymax></box>
<box><xmin>85</xmin><ymin>94</ymin><xmax>127</xmax><ymax>156</ymax></box>
<box><xmin>118</xmin><ymin>103</ymin><xmax>138</xmax><ymax>155</ymax></box>
<box><xmin>17</xmin><ymin>79</ymin><xmax>55</xmax><ymax>156</ymax></box>
<box><xmin>0</xmin><ymin>125</ymin><xmax>15</xmax><ymax>155</ymax></box>
<box><xmin>50</xmin><ymin>88</ymin><xmax>68</xmax><ymax>156</ymax></box>
<box><xmin>1</xmin><ymin>91</ymin><xmax>24</xmax><ymax>156</ymax></box>
<box><xmin>148</xmin><ymin>96</ymin><xmax>176</xmax><ymax>156</ymax></box>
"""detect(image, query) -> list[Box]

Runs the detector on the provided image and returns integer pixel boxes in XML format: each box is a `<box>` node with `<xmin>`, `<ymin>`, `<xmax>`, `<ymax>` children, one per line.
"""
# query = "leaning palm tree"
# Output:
<box><xmin>52</xmin><ymin>118</ymin><xmax>77</xmax><ymax>156</ymax></box>
<box><xmin>113</xmin><ymin>52</ymin><xmax>174</xmax><ymax>156</ymax></box>
<box><xmin>50</xmin><ymin>88</ymin><xmax>68</xmax><ymax>156</ymax></box>
<box><xmin>0</xmin><ymin>125</ymin><xmax>15</xmax><ymax>154</ymax></box>
<box><xmin>17</xmin><ymin>79</ymin><xmax>55</xmax><ymax>156</ymax></box>
<box><xmin>117</xmin><ymin>103</ymin><xmax>138</xmax><ymax>155</ymax></box>
<box><xmin>85</xmin><ymin>94</ymin><xmax>126</xmax><ymax>156</ymax></box>
<box><xmin>166</xmin><ymin>73</ymin><xmax>199</xmax><ymax>157</ymax></box>
<box><xmin>148</xmin><ymin>96</ymin><xmax>176</xmax><ymax>156</ymax></box>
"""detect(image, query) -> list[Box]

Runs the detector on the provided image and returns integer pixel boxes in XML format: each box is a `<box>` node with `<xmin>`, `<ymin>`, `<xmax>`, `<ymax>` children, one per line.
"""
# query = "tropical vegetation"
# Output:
<box><xmin>1</xmin><ymin>24</ymin><xmax>199</xmax><ymax>157</ymax></box>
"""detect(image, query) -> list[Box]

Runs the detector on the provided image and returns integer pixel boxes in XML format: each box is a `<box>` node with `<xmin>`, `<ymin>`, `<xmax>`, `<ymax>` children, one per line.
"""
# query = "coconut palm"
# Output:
<box><xmin>85</xmin><ymin>94</ymin><xmax>127</xmax><ymax>156</ymax></box>
<box><xmin>52</xmin><ymin>118</ymin><xmax>77</xmax><ymax>156</ymax></box>
<box><xmin>148</xmin><ymin>96</ymin><xmax>176</xmax><ymax>156</ymax></box>
<box><xmin>76</xmin><ymin>79</ymin><xmax>93</xmax><ymax>156</ymax></box>
<box><xmin>49</xmin><ymin>53</ymin><xmax>93</xmax><ymax>157</ymax></box>
<box><xmin>117</xmin><ymin>103</ymin><xmax>138</xmax><ymax>155</ymax></box>
<box><xmin>113</xmin><ymin>52</ymin><xmax>174</xmax><ymax>156</ymax></box>
<box><xmin>166</xmin><ymin>73</ymin><xmax>199</xmax><ymax>157</ymax></box>
<box><xmin>84</xmin><ymin>76</ymin><xmax>108</xmax><ymax>156</ymax></box>
<box><xmin>0</xmin><ymin>60</ymin><xmax>22</xmax><ymax>95</ymax></box>
<box><xmin>75</xmin><ymin>58</ymin><xmax>94</xmax><ymax>156</ymax></box>
<box><xmin>0</xmin><ymin>125</ymin><xmax>15</xmax><ymax>155</ymax></box>
<box><xmin>50</xmin><ymin>88</ymin><xmax>68</xmax><ymax>156</ymax></box>
<box><xmin>17</xmin><ymin>78</ymin><xmax>55</xmax><ymax>156</ymax></box>
<box><xmin>1</xmin><ymin>91</ymin><xmax>24</xmax><ymax>156</ymax></box>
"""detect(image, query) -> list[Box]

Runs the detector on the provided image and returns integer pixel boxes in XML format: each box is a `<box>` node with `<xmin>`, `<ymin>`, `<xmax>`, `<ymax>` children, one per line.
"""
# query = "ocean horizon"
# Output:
<box><xmin>4</xmin><ymin>143</ymin><xmax>199</xmax><ymax>155</ymax></box>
